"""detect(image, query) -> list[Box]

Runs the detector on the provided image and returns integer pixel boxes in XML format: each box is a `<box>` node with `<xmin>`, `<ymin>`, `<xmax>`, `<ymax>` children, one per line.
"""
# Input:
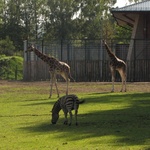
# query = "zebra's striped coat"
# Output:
<box><xmin>51</xmin><ymin>94</ymin><xmax>84</xmax><ymax>126</ymax></box>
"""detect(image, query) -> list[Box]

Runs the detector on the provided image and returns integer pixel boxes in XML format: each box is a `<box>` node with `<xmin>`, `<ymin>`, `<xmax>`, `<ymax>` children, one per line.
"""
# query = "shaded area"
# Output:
<box><xmin>18</xmin><ymin>93</ymin><xmax>150</xmax><ymax>147</ymax></box>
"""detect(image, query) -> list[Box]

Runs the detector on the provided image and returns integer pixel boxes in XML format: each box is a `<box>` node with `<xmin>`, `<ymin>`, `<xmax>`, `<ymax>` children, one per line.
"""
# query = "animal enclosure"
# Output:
<box><xmin>23</xmin><ymin>39</ymin><xmax>150</xmax><ymax>82</ymax></box>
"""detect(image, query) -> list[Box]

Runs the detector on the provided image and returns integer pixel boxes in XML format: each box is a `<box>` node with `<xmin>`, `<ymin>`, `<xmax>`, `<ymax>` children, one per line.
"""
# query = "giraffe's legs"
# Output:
<box><xmin>49</xmin><ymin>73</ymin><xmax>54</xmax><ymax>98</ymax></box>
<box><xmin>124</xmin><ymin>79</ymin><xmax>127</xmax><ymax>92</ymax></box>
<box><xmin>66</xmin><ymin>79</ymin><xmax>69</xmax><ymax>95</ymax></box>
<box><xmin>118</xmin><ymin>69</ymin><xmax>127</xmax><ymax>92</ymax></box>
<box><xmin>122</xmin><ymin>80</ymin><xmax>127</xmax><ymax>92</ymax></box>
<box><xmin>49</xmin><ymin>73</ymin><xmax>59</xmax><ymax>98</ymax></box>
<box><xmin>61</xmin><ymin>73</ymin><xmax>69</xmax><ymax>96</ymax></box>
<box><xmin>110</xmin><ymin>67</ymin><xmax>115</xmax><ymax>92</ymax></box>
<box><xmin>54</xmin><ymin>76</ymin><xmax>59</xmax><ymax>98</ymax></box>
<box><xmin>124</xmin><ymin>72</ymin><xmax>127</xmax><ymax>92</ymax></box>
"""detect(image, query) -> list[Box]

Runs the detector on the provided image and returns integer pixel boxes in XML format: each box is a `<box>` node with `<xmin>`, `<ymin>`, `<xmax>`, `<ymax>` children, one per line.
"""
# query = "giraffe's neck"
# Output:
<box><xmin>33</xmin><ymin>48</ymin><xmax>58</xmax><ymax>65</ymax></box>
<box><xmin>104</xmin><ymin>43</ymin><xmax>117</xmax><ymax>61</ymax></box>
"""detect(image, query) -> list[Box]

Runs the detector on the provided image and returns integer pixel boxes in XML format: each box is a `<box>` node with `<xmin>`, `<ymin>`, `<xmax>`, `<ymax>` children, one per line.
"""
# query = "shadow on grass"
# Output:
<box><xmin>22</xmin><ymin>98</ymin><xmax>50</xmax><ymax>102</ymax></box>
<box><xmin>19</xmin><ymin>93</ymin><xmax>150</xmax><ymax>147</ymax></box>
<box><xmin>21</xmin><ymin>101</ymin><xmax>54</xmax><ymax>106</ymax></box>
<box><xmin>20</xmin><ymin>97</ymin><xmax>58</xmax><ymax>106</ymax></box>
<box><xmin>85</xmin><ymin>92</ymin><xmax>150</xmax><ymax>104</ymax></box>
<box><xmin>21</xmin><ymin>92</ymin><xmax>150</xmax><ymax>106</ymax></box>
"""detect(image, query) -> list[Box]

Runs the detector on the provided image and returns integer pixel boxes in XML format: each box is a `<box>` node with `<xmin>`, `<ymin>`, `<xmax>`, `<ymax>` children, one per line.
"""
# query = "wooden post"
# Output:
<box><xmin>15</xmin><ymin>65</ymin><xmax>17</xmax><ymax>80</ymax></box>
<box><xmin>127</xmin><ymin>15</ymin><xmax>139</xmax><ymax>61</ymax></box>
<box><xmin>127</xmin><ymin>15</ymin><xmax>139</xmax><ymax>81</ymax></box>
<box><xmin>23</xmin><ymin>40</ymin><xmax>27</xmax><ymax>81</ymax></box>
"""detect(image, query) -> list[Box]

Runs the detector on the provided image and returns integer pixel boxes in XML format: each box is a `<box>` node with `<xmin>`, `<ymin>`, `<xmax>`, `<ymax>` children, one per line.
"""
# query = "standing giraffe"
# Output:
<box><xmin>103</xmin><ymin>40</ymin><xmax>127</xmax><ymax>92</ymax></box>
<box><xmin>26</xmin><ymin>45</ymin><xmax>74</xmax><ymax>98</ymax></box>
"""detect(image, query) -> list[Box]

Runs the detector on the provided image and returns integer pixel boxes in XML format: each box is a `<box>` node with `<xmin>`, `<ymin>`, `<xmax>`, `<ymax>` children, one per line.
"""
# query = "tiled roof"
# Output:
<box><xmin>112</xmin><ymin>0</ymin><xmax>150</xmax><ymax>12</ymax></box>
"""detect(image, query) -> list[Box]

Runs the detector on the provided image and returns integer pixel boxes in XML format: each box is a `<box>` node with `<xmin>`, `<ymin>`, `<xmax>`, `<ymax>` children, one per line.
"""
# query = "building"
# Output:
<box><xmin>111</xmin><ymin>0</ymin><xmax>150</xmax><ymax>60</ymax></box>
<box><xmin>111</xmin><ymin>0</ymin><xmax>150</xmax><ymax>81</ymax></box>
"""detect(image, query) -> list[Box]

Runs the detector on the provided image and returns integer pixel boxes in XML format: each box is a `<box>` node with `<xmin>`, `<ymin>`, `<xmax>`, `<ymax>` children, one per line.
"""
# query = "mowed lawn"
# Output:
<box><xmin>0</xmin><ymin>81</ymin><xmax>150</xmax><ymax>150</ymax></box>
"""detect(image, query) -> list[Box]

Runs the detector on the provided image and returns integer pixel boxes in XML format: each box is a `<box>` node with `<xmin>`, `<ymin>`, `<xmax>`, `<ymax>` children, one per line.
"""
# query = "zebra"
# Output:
<box><xmin>51</xmin><ymin>94</ymin><xmax>85</xmax><ymax>126</ymax></box>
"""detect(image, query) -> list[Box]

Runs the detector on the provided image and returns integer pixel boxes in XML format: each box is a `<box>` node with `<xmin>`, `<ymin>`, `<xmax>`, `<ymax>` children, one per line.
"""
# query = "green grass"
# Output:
<box><xmin>0</xmin><ymin>81</ymin><xmax>150</xmax><ymax>150</ymax></box>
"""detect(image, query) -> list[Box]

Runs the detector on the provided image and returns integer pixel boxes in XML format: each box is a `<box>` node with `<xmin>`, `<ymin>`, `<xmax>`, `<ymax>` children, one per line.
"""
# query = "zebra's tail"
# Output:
<box><xmin>78</xmin><ymin>100</ymin><xmax>85</xmax><ymax>104</ymax></box>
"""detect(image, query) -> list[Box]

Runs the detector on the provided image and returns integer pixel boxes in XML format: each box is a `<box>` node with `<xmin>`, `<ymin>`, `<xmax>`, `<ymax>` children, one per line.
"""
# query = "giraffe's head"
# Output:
<box><xmin>102</xmin><ymin>39</ymin><xmax>106</xmax><ymax>45</ymax></box>
<box><xmin>25</xmin><ymin>45</ymin><xmax>35</xmax><ymax>53</ymax></box>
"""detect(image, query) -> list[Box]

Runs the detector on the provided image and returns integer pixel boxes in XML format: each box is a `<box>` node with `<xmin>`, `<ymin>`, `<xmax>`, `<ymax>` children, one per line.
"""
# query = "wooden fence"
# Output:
<box><xmin>23</xmin><ymin>59</ymin><xmax>150</xmax><ymax>82</ymax></box>
<box><xmin>23</xmin><ymin>40</ymin><xmax>150</xmax><ymax>82</ymax></box>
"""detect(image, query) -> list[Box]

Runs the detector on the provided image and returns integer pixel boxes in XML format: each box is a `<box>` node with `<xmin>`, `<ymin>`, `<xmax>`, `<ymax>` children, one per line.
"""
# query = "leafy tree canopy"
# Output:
<box><xmin>0</xmin><ymin>0</ymin><xmax>141</xmax><ymax>54</ymax></box>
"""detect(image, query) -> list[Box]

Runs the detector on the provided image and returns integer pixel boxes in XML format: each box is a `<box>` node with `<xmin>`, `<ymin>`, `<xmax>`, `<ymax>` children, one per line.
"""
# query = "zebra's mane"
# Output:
<box><xmin>52</xmin><ymin>100</ymin><xmax>61</xmax><ymax>114</ymax></box>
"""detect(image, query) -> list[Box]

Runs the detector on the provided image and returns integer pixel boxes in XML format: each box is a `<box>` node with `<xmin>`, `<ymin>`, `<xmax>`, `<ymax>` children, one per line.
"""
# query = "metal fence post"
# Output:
<box><xmin>15</xmin><ymin>65</ymin><xmax>17</xmax><ymax>80</ymax></box>
<box><xmin>23</xmin><ymin>40</ymin><xmax>27</xmax><ymax>81</ymax></box>
<box><xmin>61</xmin><ymin>39</ymin><xmax>63</xmax><ymax>60</ymax></box>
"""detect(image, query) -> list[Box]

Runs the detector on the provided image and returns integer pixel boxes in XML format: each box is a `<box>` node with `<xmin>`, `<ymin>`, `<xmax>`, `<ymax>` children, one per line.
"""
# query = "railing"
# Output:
<box><xmin>23</xmin><ymin>39</ymin><xmax>150</xmax><ymax>82</ymax></box>
<box><xmin>23</xmin><ymin>59</ymin><xmax>150</xmax><ymax>82</ymax></box>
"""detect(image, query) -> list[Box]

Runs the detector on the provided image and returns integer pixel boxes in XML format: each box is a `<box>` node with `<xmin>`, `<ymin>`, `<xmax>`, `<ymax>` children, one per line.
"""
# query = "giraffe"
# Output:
<box><xmin>26</xmin><ymin>45</ymin><xmax>74</xmax><ymax>98</ymax></box>
<box><xmin>103</xmin><ymin>40</ymin><xmax>127</xmax><ymax>92</ymax></box>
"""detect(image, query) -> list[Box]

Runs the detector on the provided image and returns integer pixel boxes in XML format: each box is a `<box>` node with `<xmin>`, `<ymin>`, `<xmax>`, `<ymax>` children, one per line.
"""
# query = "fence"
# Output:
<box><xmin>23</xmin><ymin>39</ymin><xmax>150</xmax><ymax>82</ymax></box>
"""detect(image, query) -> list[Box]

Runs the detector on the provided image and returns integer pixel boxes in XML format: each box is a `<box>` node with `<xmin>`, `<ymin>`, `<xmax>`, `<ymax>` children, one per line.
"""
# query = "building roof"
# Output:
<box><xmin>111</xmin><ymin>0</ymin><xmax>150</xmax><ymax>28</ymax></box>
<box><xmin>112</xmin><ymin>0</ymin><xmax>150</xmax><ymax>12</ymax></box>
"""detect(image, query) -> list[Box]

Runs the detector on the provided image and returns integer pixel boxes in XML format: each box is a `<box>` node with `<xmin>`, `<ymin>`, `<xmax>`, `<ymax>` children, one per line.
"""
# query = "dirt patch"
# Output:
<box><xmin>0</xmin><ymin>80</ymin><xmax>149</xmax><ymax>95</ymax></box>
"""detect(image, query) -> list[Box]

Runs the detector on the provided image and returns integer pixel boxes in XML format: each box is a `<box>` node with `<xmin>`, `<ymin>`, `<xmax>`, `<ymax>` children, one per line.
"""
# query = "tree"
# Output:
<box><xmin>0</xmin><ymin>0</ymin><xmax>25</xmax><ymax>51</ymax></box>
<box><xmin>43</xmin><ymin>0</ymin><xmax>118</xmax><ymax>40</ymax></box>
<box><xmin>0</xmin><ymin>0</ymin><xmax>142</xmax><ymax>54</ymax></box>
<box><xmin>43</xmin><ymin>0</ymin><xmax>80</xmax><ymax>40</ymax></box>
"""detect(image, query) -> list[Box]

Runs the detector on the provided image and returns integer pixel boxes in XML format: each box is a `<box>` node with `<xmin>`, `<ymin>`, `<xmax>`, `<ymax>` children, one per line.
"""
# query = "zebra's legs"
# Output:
<box><xmin>63</xmin><ymin>112</ymin><xmax>68</xmax><ymax>125</ymax></box>
<box><xmin>68</xmin><ymin>111</ymin><xmax>73</xmax><ymax>126</ymax></box>
<box><xmin>63</xmin><ymin>110</ymin><xmax>73</xmax><ymax>126</ymax></box>
<box><xmin>75</xmin><ymin>109</ymin><xmax>78</xmax><ymax>126</ymax></box>
<box><xmin>63</xmin><ymin>110</ymin><xmax>73</xmax><ymax>125</ymax></box>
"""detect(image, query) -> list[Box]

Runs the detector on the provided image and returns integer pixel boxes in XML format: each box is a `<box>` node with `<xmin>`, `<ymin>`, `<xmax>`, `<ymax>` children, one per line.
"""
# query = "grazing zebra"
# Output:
<box><xmin>51</xmin><ymin>94</ymin><xmax>84</xmax><ymax>126</ymax></box>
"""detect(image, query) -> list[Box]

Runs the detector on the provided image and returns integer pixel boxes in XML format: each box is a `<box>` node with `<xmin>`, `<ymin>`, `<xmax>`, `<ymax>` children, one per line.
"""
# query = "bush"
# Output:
<box><xmin>0</xmin><ymin>36</ymin><xmax>15</xmax><ymax>56</ymax></box>
<box><xmin>0</xmin><ymin>55</ymin><xmax>23</xmax><ymax>80</ymax></box>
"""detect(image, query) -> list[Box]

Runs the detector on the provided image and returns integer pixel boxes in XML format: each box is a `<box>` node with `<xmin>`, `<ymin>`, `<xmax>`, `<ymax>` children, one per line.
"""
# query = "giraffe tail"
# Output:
<box><xmin>69</xmin><ymin>74</ymin><xmax>75</xmax><ymax>82</ymax></box>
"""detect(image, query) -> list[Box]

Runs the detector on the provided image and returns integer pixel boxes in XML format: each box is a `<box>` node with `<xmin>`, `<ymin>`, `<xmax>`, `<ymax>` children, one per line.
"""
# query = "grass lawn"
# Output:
<box><xmin>0</xmin><ymin>81</ymin><xmax>150</xmax><ymax>150</ymax></box>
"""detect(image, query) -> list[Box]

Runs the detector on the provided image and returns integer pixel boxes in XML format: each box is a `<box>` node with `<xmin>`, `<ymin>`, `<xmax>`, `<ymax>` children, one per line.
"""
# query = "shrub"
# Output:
<box><xmin>0</xmin><ymin>36</ymin><xmax>15</xmax><ymax>56</ymax></box>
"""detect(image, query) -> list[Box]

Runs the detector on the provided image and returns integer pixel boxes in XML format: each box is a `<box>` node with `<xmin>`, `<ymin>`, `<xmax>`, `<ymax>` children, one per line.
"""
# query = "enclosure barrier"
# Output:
<box><xmin>23</xmin><ymin>39</ymin><xmax>150</xmax><ymax>82</ymax></box>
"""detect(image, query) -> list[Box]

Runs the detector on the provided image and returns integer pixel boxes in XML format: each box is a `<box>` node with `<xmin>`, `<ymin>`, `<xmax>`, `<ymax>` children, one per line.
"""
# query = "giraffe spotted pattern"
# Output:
<box><xmin>103</xmin><ymin>40</ymin><xmax>127</xmax><ymax>92</ymax></box>
<box><xmin>26</xmin><ymin>45</ymin><xmax>74</xmax><ymax>98</ymax></box>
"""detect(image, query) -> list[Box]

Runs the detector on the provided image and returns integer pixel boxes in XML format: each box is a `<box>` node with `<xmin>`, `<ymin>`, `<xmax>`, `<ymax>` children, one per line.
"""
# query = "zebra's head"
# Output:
<box><xmin>51</xmin><ymin>113</ymin><xmax>59</xmax><ymax>124</ymax></box>
<box><xmin>51</xmin><ymin>101</ymin><xmax>61</xmax><ymax>124</ymax></box>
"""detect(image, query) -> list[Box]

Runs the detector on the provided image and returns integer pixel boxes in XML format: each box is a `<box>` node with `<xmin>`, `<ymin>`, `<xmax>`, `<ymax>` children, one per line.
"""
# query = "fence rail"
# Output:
<box><xmin>23</xmin><ymin>59</ymin><xmax>150</xmax><ymax>82</ymax></box>
<box><xmin>23</xmin><ymin>39</ymin><xmax>150</xmax><ymax>82</ymax></box>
